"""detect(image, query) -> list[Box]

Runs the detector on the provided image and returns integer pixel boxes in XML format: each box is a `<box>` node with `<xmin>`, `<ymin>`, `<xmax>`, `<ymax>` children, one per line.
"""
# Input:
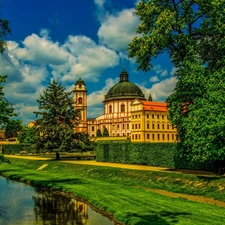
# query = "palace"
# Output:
<box><xmin>74</xmin><ymin>69</ymin><xmax>177</xmax><ymax>142</ymax></box>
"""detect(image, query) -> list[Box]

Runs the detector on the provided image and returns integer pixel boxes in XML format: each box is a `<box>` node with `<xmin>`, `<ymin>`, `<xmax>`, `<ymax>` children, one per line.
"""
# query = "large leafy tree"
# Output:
<box><xmin>34</xmin><ymin>80</ymin><xmax>82</xmax><ymax>159</ymax></box>
<box><xmin>18</xmin><ymin>125</ymin><xmax>36</xmax><ymax>144</ymax></box>
<box><xmin>128</xmin><ymin>0</ymin><xmax>225</xmax><ymax>174</ymax></box>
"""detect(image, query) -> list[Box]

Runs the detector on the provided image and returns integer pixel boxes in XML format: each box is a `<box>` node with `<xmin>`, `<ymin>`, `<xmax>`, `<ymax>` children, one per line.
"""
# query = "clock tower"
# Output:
<box><xmin>74</xmin><ymin>78</ymin><xmax>87</xmax><ymax>133</ymax></box>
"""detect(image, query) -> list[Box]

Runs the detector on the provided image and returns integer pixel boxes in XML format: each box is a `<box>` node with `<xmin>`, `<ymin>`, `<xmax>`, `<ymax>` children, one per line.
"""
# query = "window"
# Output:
<box><xmin>158</xmin><ymin>134</ymin><xmax>160</xmax><ymax>141</ymax></box>
<box><xmin>157</xmin><ymin>114</ymin><xmax>160</xmax><ymax>119</ymax></box>
<box><xmin>152</xmin><ymin>123</ymin><xmax>155</xmax><ymax>129</ymax></box>
<box><xmin>132</xmin><ymin>134</ymin><xmax>134</xmax><ymax>139</ymax></box>
<box><xmin>162</xmin><ymin>124</ymin><xmax>165</xmax><ymax>129</ymax></box>
<box><xmin>157</xmin><ymin>124</ymin><xmax>160</xmax><ymax>129</ymax></box>
<box><xmin>167</xmin><ymin>134</ymin><xmax>170</xmax><ymax>140</ymax></box>
<box><xmin>127</xmin><ymin>124</ymin><xmax>129</xmax><ymax>129</ymax></box>
<box><xmin>135</xmin><ymin>115</ymin><xmax>137</xmax><ymax>118</ymax></box>
<box><xmin>109</xmin><ymin>105</ymin><xmax>112</xmax><ymax>113</ymax></box>
<box><xmin>152</xmin><ymin>114</ymin><xmax>154</xmax><ymax>119</ymax></box>
<box><xmin>147</xmin><ymin>123</ymin><xmax>149</xmax><ymax>129</ymax></box>
<box><xmin>139</xmin><ymin>134</ymin><xmax>141</xmax><ymax>139</ymax></box>
<box><xmin>138</xmin><ymin>123</ymin><xmax>141</xmax><ymax>129</ymax></box>
<box><xmin>78</xmin><ymin>97</ymin><xmax>82</xmax><ymax>104</ymax></box>
<box><xmin>91</xmin><ymin>126</ymin><xmax>94</xmax><ymax>131</ymax></box>
<box><xmin>132</xmin><ymin>124</ymin><xmax>134</xmax><ymax>129</ymax></box>
<box><xmin>162</xmin><ymin>115</ymin><xmax>164</xmax><ymax>119</ymax></box>
<box><xmin>167</xmin><ymin>124</ymin><xmax>170</xmax><ymax>130</ymax></box>
<box><xmin>147</xmin><ymin>134</ymin><xmax>150</xmax><ymax>139</ymax></box>
<box><xmin>135</xmin><ymin>124</ymin><xmax>137</xmax><ymax>129</ymax></box>
<box><xmin>117</xmin><ymin>124</ymin><xmax>120</xmax><ymax>129</ymax></box>
<box><xmin>172</xmin><ymin>134</ymin><xmax>174</xmax><ymax>141</ymax></box>
<box><xmin>147</xmin><ymin>114</ymin><xmax>149</xmax><ymax>118</ymax></box>
<box><xmin>121</xmin><ymin>104</ymin><xmax>125</xmax><ymax>112</ymax></box>
<box><xmin>152</xmin><ymin>134</ymin><xmax>155</xmax><ymax>140</ymax></box>
<box><xmin>79</xmin><ymin>85</ymin><xmax>82</xmax><ymax>88</ymax></box>
<box><xmin>122</xmin><ymin>124</ymin><xmax>125</xmax><ymax>129</ymax></box>
<box><xmin>162</xmin><ymin>134</ymin><xmax>165</xmax><ymax>140</ymax></box>
<box><xmin>135</xmin><ymin>134</ymin><xmax>137</xmax><ymax>139</ymax></box>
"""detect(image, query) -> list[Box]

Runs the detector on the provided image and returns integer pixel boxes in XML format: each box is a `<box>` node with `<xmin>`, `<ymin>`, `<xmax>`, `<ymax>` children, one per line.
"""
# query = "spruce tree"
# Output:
<box><xmin>34</xmin><ymin>80</ymin><xmax>81</xmax><ymax>159</ymax></box>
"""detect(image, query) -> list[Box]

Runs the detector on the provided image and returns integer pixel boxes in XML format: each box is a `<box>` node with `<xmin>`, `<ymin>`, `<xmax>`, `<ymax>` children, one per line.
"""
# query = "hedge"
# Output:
<box><xmin>95</xmin><ymin>142</ymin><xmax>215</xmax><ymax>171</ymax></box>
<box><xmin>1</xmin><ymin>144</ymin><xmax>34</xmax><ymax>154</ymax></box>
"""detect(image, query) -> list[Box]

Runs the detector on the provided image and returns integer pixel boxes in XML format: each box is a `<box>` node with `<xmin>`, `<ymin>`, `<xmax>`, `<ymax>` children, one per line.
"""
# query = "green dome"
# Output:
<box><xmin>104</xmin><ymin>69</ymin><xmax>146</xmax><ymax>101</ymax></box>
<box><xmin>75</xmin><ymin>78</ymin><xmax>85</xmax><ymax>86</ymax></box>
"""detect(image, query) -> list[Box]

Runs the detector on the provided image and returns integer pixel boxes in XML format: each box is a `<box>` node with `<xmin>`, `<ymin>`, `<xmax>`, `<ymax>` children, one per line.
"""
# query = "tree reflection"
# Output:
<box><xmin>33</xmin><ymin>190</ymin><xmax>88</xmax><ymax>225</ymax></box>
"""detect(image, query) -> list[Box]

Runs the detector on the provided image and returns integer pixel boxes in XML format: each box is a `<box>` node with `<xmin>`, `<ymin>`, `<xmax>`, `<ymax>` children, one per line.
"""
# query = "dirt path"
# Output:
<box><xmin>5</xmin><ymin>155</ymin><xmax>225</xmax><ymax>208</ymax></box>
<box><xmin>145</xmin><ymin>188</ymin><xmax>225</xmax><ymax>208</ymax></box>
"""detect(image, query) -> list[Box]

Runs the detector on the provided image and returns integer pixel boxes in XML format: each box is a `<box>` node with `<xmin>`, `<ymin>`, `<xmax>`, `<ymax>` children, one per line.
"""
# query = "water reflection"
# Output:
<box><xmin>33</xmin><ymin>191</ymin><xmax>89</xmax><ymax>225</ymax></box>
<box><xmin>0</xmin><ymin>176</ymin><xmax>113</xmax><ymax>225</ymax></box>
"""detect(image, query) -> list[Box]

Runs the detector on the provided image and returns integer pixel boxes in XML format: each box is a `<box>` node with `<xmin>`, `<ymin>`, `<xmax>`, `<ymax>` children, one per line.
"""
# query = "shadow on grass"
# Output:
<box><xmin>126</xmin><ymin>211</ymin><xmax>191</xmax><ymax>225</ymax></box>
<box><xmin>196</xmin><ymin>175</ymin><xmax>223</xmax><ymax>181</ymax></box>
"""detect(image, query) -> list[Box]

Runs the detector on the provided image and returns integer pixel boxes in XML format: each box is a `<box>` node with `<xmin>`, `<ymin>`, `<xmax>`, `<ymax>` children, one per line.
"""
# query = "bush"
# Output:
<box><xmin>95</xmin><ymin>142</ymin><xmax>215</xmax><ymax>171</ymax></box>
<box><xmin>2</xmin><ymin>144</ymin><xmax>34</xmax><ymax>154</ymax></box>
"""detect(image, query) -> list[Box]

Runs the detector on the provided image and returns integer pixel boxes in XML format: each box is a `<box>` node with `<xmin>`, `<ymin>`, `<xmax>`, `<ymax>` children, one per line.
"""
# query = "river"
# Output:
<box><xmin>0</xmin><ymin>176</ymin><xmax>114</xmax><ymax>225</ymax></box>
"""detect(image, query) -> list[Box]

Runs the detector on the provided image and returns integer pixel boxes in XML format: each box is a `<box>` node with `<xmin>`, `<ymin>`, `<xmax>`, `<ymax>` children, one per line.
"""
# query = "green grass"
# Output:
<box><xmin>0</xmin><ymin>158</ymin><xmax>225</xmax><ymax>225</ymax></box>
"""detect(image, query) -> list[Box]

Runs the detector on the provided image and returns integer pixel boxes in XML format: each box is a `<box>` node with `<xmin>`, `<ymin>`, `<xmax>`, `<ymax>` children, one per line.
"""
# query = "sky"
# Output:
<box><xmin>0</xmin><ymin>0</ymin><xmax>177</xmax><ymax>125</ymax></box>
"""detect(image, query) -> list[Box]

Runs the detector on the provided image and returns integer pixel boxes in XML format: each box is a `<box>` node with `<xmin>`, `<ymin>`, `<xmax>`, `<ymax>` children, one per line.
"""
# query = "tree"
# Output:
<box><xmin>34</xmin><ymin>80</ymin><xmax>82</xmax><ymax>159</ymax></box>
<box><xmin>128</xmin><ymin>0</ymin><xmax>225</xmax><ymax>174</ymax></box>
<box><xmin>18</xmin><ymin>125</ymin><xmax>36</xmax><ymax>143</ymax></box>
<box><xmin>103</xmin><ymin>127</ymin><xmax>109</xmax><ymax>137</ymax></box>
<box><xmin>96</xmin><ymin>129</ymin><xmax>102</xmax><ymax>137</ymax></box>
<box><xmin>4</xmin><ymin>119</ymin><xmax>22</xmax><ymax>138</ymax></box>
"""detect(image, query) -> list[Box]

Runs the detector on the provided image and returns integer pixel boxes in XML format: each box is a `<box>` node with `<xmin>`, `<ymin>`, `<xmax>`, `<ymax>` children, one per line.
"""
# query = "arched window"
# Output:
<box><xmin>109</xmin><ymin>105</ymin><xmax>112</xmax><ymax>113</ymax></box>
<box><xmin>121</xmin><ymin>104</ymin><xmax>125</xmax><ymax>112</ymax></box>
<box><xmin>78</xmin><ymin>97</ymin><xmax>82</xmax><ymax>104</ymax></box>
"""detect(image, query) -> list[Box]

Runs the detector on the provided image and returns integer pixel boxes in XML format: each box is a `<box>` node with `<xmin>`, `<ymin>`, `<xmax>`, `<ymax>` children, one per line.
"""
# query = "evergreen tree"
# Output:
<box><xmin>34</xmin><ymin>80</ymin><xmax>82</xmax><ymax>159</ymax></box>
<box><xmin>128</xmin><ymin>0</ymin><xmax>225</xmax><ymax>174</ymax></box>
<box><xmin>103</xmin><ymin>127</ymin><xmax>109</xmax><ymax>137</ymax></box>
<box><xmin>96</xmin><ymin>129</ymin><xmax>102</xmax><ymax>137</ymax></box>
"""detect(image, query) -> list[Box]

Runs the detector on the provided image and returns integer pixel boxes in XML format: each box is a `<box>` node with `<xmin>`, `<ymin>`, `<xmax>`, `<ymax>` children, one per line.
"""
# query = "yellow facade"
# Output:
<box><xmin>130</xmin><ymin>99</ymin><xmax>177</xmax><ymax>142</ymax></box>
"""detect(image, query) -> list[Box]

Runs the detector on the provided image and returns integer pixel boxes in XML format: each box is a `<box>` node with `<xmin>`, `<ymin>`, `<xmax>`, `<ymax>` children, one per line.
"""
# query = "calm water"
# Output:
<box><xmin>0</xmin><ymin>176</ymin><xmax>114</xmax><ymax>225</ymax></box>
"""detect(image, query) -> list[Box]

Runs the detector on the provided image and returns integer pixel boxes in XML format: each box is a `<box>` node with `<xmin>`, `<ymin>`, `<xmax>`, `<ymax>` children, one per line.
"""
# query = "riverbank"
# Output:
<box><xmin>1</xmin><ymin>158</ymin><xmax>225</xmax><ymax>225</ymax></box>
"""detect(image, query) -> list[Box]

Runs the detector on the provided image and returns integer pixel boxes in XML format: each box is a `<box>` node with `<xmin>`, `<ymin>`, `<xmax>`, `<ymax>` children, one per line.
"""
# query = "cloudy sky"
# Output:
<box><xmin>1</xmin><ymin>0</ymin><xmax>177</xmax><ymax>125</ymax></box>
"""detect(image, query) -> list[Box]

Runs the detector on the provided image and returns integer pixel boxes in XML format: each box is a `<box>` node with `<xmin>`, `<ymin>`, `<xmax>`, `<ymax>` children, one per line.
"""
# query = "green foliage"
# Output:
<box><xmin>2</xmin><ymin>144</ymin><xmax>33</xmax><ymax>154</ymax></box>
<box><xmin>102</xmin><ymin>127</ymin><xmax>109</xmax><ymax>137</ymax></box>
<box><xmin>128</xmin><ymin>0</ymin><xmax>225</xmax><ymax>174</ymax></box>
<box><xmin>0</xmin><ymin>3</ymin><xmax>11</xmax><ymax>54</ymax></box>
<box><xmin>96</xmin><ymin>142</ymin><xmax>177</xmax><ymax>168</ymax></box>
<box><xmin>0</xmin><ymin>154</ymin><xmax>10</xmax><ymax>163</ymax></box>
<box><xmin>18</xmin><ymin>125</ymin><xmax>36</xmax><ymax>143</ymax></box>
<box><xmin>0</xmin><ymin>76</ymin><xmax>17</xmax><ymax>127</ymax></box>
<box><xmin>96</xmin><ymin>142</ymin><xmax>216</xmax><ymax>171</ymax></box>
<box><xmin>96</xmin><ymin>128</ymin><xmax>102</xmax><ymax>137</ymax></box>
<box><xmin>4</xmin><ymin>119</ymin><xmax>22</xmax><ymax>138</ymax></box>
<box><xmin>34</xmin><ymin>80</ymin><xmax>82</xmax><ymax>155</ymax></box>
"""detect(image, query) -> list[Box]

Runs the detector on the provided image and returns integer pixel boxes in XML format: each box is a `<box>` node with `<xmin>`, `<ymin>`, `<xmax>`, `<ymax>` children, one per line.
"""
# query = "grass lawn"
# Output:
<box><xmin>0</xmin><ymin>158</ymin><xmax>225</xmax><ymax>225</ymax></box>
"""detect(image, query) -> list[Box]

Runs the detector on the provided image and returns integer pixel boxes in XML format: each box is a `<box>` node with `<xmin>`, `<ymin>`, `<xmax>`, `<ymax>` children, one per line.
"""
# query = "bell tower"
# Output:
<box><xmin>74</xmin><ymin>78</ymin><xmax>87</xmax><ymax>133</ymax></box>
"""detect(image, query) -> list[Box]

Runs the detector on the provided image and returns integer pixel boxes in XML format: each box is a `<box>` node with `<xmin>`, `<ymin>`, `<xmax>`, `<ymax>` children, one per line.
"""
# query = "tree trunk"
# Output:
<box><xmin>56</xmin><ymin>151</ymin><xmax>60</xmax><ymax>160</ymax></box>
<box><xmin>214</xmin><ymin>160</ymin><xmax>225</xmax><ymax>175</ymax></box>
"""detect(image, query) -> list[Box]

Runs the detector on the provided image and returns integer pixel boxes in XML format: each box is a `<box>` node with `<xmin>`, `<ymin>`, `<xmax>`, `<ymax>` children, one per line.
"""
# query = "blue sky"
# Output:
<box><xmin>1</xmin><ymin>0</ymin><xmax>176</xmax><ymax>125</ymax></box>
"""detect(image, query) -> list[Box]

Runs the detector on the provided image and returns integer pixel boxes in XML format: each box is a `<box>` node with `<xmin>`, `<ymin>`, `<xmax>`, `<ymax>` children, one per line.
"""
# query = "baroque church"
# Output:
<box><xmin>74</xmin><ymin>69</ymin><xmax>177</xmax><ymax>142</ymax></box>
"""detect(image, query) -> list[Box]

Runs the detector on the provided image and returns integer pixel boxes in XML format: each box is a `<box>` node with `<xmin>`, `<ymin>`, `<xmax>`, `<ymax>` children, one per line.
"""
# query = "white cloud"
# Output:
<box><xmin>149</xmin><ymin>76</ymin><xmax>159</xmax><ymax>82</ymax></box>
<box><xmin>98</xmin><ymin>9</ymin><xmax>140</xmax><ymax>52</ymax></box>
<box><xmin>170</xmin><ymin>66</ymin><xmax>178</xmax><ymax>76</ymax></box>
<box><xmin>161</xmin><ymin>69</ymin><xmax>168</xmax><ymax>77</ymax></box>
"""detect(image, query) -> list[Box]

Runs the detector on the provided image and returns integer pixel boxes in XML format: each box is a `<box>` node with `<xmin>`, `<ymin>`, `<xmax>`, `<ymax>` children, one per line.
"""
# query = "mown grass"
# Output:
<box><xmin>0</xmin><ymin>158</ymin><xmax>225</xmax><ymax>225</ymax></box>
